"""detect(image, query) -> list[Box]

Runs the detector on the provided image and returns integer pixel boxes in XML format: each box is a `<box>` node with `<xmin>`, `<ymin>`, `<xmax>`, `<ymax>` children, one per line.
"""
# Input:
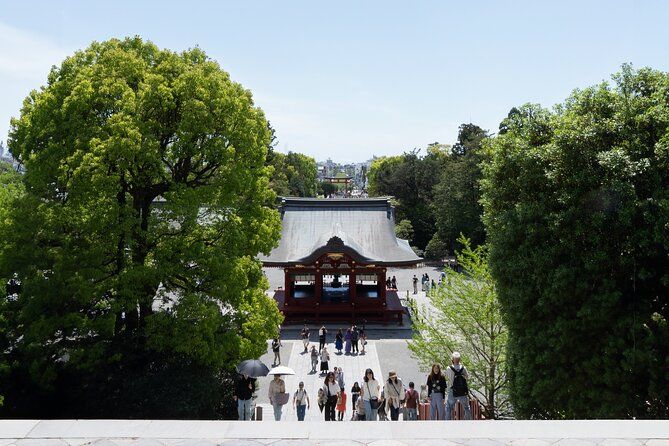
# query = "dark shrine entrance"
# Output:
<box><xmin>275</xmin><ymin>239</ymin><xmax>404</xmax><ymax>325</ymax></box>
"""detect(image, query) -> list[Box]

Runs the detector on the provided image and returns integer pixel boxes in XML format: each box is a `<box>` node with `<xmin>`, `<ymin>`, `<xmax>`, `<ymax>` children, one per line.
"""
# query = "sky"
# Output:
<box><xmin>1</xmin><ymin>1</ymin><xmax>668</xmax><ymax>163</ymax></box>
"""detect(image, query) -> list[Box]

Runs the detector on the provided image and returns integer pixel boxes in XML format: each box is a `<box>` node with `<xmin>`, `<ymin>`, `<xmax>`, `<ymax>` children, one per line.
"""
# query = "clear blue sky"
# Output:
<box><xmin>1</xmin><ymin>1</ymin><xmax>668</xmax><ymax>162</ymax></box>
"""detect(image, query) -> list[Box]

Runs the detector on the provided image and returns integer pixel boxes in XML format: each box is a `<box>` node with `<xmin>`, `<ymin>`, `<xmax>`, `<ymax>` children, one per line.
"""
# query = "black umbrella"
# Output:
<box><xmin>236</xmin><ymin>359</ymin><xmax>270</xmax><ymax>378</ymax></box>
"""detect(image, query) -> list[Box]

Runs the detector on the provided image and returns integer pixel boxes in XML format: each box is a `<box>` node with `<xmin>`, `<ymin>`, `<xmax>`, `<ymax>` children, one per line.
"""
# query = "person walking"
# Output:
<box><xmin>391</xmin><ymin>276</ymin><xmax>397</xmax><ymax>290</ymax></box>
<box><xmin>323</xmin><ymin>372</ymin><xmax>340</xmax><ymax>421</ymax></box>
<box><xmin>300</xmin><ymin>325</ymin><xmax>310</xmax><ymax>353</ymax></box>
<box><xmin>427</xmin><ymin>363</ymin><xmax>447</xmax><ymax>420</ymax></box>
<box><xmin>360</xmin><ymin>328</ymin><xmax>367</xmax><ymax>355</ymax></box>
<box><xmin>355</xmin><ymin>393</ymin><xmax>366</xmax><ymax>420</ymax></box>
<box><xmin>233</xmin><ymin>373</ymin><xmax>255</xmax><ymax>420</ymax></box>
<box><xmin>317</xmin><ymin>388</ymin><xmax>326</xmax><ymax>413</ymax></box>
<box><xmin>271</xmin><ymin>337</ymin><xmax>282</xmax><ymax>366</ymax></box>
<box><xmin>360</xmin><ymin>368</ymin><xmax>380</xmax><ymax>421</ymax></box>
<box><xmin>293</xmin><ymin>381</ymin><xmax>310</xmax><ymax>421</ymax></box>
<box><xmin>445</xmin><ymin>351</ymin><xmax>472</xmax><ymax>420</ymax></box>
<box><xmin>404</xmin><ymin>382</ymin><xmax>419</xmax><ymax>421</ymax></box>
<box><xmin>310</xmin><ymin>345</ymin><xmax>319</xmax><ymax>373</ymax></box>
<box><xmin>335</xmin><ymin>329</ymin><xmax>343</xmax><ymax>354</ymax></box>
<box><xmin>335</xmin><ymin>367</ymin><xmax>345</xmax><ymax>390</ymax></box>
<box><xmin>318</xmin><ymin>325</ymin><xmax>327</xmax><ymax>352</ymax></box>
<box><xmin>351</xmin><ymin>326</ymin><xmax>359</xmax><ymax>354</ymax></box>
<box><xmin>377</xmin><ymin>391</ymin><xmax>388</xmax><ymax>421</ymax></box>
<box><xmin>344</xmin><ymin>328</ymin><xmax>352</xmax><ymax>354</ymax></box>
<box><xmin>412</xmin><ymin>275</ymin><xmax>418</xmax><ymax>294</ymax></box>
<box><xmin>351</xmin><ymin>382</ymin><xmax>361</xmax><ymax>416</ymax></box>
<box><xmin>320</xmin><ymin>345</ymin><xmax>330</xmax><ymax>374</ymax></box>
<box><xmin>384</xmin><ymin>371</ymin><xmax>405</xmax><ymax>421</ymax></box>
<box><xmin>336</xmin><ymin>387</ymin><xmax>347</xmax><ymax>420</ymax></box>
<box><xmin>268</xmin><ymin>374</ymin><xmax>286</xmax><ymax>421</ymax></box>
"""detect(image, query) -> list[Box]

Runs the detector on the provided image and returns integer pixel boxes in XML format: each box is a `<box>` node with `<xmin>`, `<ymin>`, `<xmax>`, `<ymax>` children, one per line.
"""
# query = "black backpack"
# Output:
<box><xmin>450</xmin><ymin>365</ymin><xmax>469</xmax><ymax>397</ymax></box>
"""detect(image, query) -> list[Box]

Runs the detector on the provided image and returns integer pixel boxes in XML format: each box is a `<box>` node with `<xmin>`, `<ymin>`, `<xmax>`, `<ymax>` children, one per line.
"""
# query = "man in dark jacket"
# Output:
<box><xmin>233</xmin><ymin>374</ymin><xmax>256</xmax><ymax>420</ymax></box>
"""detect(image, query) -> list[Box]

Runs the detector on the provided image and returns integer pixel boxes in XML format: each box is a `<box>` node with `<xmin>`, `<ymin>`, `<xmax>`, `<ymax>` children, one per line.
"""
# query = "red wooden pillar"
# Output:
<box><xmin>315</xmin><ymin>268</ymin><xmax>322</xmax><ymax>303</ymax></box>
<box><xmin>284</xmin><ymin>268</ymin><xmax>291</xmax><ymax>306</ymax></box>
<box><xmin>349</xmin><ymin>266</ymin><xmax>356</xmax><ymax>322</ymax></box>
<box><xmin>378</xmin><ymin>268</ymin><xmax>387</xmax><ymax>304</ymax></box>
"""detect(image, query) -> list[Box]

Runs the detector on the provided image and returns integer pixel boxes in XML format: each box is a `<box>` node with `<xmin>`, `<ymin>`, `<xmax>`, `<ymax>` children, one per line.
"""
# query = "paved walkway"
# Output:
<box><xmin>256</xmin><ymin>339</ymin><xmax>385</xmax><ymax>421</ymax></box>
<box><xmin>3</xmin><ymin>419</ymin><xmax>669</xmax><ymax>445</ymax></box>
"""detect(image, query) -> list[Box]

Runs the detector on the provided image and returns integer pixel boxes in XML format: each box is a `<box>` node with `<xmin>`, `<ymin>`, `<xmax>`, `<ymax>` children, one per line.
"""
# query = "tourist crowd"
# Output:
<box><xmin>234</xmin><ymin>331</ymin><xmax>473</xmax><ymax>422</ymax></box>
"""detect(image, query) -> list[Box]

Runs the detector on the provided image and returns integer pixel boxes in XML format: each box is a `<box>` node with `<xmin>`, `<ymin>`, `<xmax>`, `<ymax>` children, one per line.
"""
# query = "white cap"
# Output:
<box><xmin>452</xmin><ymin>351</ymin><xmax>461</xmax><ymax>359</ymax></box>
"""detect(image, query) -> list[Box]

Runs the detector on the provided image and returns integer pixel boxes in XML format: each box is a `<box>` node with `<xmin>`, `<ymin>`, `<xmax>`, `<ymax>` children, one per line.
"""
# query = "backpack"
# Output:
<box><xmin>450</xmin><ymin>365</ymin><xmax>468</xmax><ymax>397</ymax></box>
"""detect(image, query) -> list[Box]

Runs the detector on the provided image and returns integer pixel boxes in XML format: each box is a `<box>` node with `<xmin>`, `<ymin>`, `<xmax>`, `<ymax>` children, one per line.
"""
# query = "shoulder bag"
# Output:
<box><xmin>366</xmin><ymin>381</ymin><xmax>379</xmax><ymax>410</ymax></box>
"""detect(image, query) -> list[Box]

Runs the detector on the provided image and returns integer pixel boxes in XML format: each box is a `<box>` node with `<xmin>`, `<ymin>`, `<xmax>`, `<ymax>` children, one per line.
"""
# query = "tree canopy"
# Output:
<box><xmin>0</xmin><ymin>37</ymin><xmax>282</xmax><ymax>418</ymax></box>
<box><xmin>367</xmin><ymin>146</ymin><xmax>449</xmax><ymax>249</ymax></box>
<box><xmin>481</xmin><ymin>65</ymin><xmax>669</xmax><ymax>418</ymax></box>
<box><xmin>266</xmin><ymin>148</ymin><xmax>318</xmax><ymax>198</ymax></box>
<box><xmin>433</xmin><ymin>124</ymin><xmax>489</xmax><ymax>251</ymax></box>
<box><xmin>409</xmin><ymin>236</ymin><xmax>509</xmax><ymax>419</ymax></box>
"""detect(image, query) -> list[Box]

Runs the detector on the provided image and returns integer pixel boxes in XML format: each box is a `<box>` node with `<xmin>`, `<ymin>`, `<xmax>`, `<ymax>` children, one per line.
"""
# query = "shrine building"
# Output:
<box><xmin>260</xmin><ymin>197</ymin><xmax>421</xmax><ymax>325</ymax></box>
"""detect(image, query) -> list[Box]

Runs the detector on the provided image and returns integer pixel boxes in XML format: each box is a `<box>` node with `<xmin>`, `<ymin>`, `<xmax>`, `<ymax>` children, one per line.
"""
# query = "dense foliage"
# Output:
<box><xmin>266</xmin><ymin>148</ymin><xmax>318</xmax><ymax>198</ymax></box>
<box><xmin>433</xmin><ymin>124</ymin><xmax>489</xmax><ymax>250</ymax></box>
<box><xmin>481</xmin><ymin>66</ymin><xmax>669</xmax><ymax>418</ymax></box>
<box><xmin>367</xmin><ymin>145</ymin><xmax>449</xmax><ymax>249</ymax></box>
<box><xmin>409</xmin><ymin>236</ymin><xmax>509</xmax><ymax>419</ymax></box>
<box><xmin>0</xmin><ymin>38</ymin><xmax>282</xmax><ymax>418</ymax></box>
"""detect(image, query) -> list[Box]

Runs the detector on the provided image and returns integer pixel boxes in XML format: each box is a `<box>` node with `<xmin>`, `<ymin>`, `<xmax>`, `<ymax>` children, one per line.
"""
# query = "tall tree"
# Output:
<box><xmin>0</xmin><ymin>37</ymin><xmax>282</xmax><ymax>417</ymax></box>
<box><xmin>266</xmin><ymin>149</ymin><xmax>318</xmax><ymax>197</ymax></box>
<box><xmin>433</xmin><ymin>124</ymin><xmax>489</xmax><ymax>251</ymax></box>
<box><xmin>409</xmin><ymin>236</ymin><xmax>509</xmax><ymax>419</ymax></box>
<box><xmin>0</xmin><ymin>160</ymin><xmax>23</xmax><ymax>408</ymax></box>
<box><xmin>481</xmin><ymin>66</ymin><xmax>669</xmax><ymax>418</ymax></box>
<box><xmin>367</xmin><ymin>146</ymin><xmax>448</xmax><ymax>249</ymax></box>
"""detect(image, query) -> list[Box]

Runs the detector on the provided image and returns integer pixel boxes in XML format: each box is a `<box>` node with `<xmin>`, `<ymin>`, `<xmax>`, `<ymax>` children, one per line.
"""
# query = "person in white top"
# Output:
<box><xmin>445</xmin><ymin>351</ymin><xmax>472</xmax><ymax>420</ymax></box>
<box><xmin>360</xmin><ymin>368</ymin><xmax>380</xmax><ymax>421</ymax></box>
<box><xmin>293</xmin><ymin>381</ymin><xmax>310</xmax><ymax>421</ymax></box>
<box><xmin>322</xmin><ymin>371</ymin><xmax>340</xmax><ymax>421</ymax></box>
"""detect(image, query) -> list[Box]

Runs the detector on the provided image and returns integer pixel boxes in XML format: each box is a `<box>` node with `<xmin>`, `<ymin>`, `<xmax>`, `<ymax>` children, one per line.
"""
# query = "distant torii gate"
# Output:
<box><xmin>324</xmin><ymin>176</ymin><xmax>352</xmax><ymax>196</ymax></box>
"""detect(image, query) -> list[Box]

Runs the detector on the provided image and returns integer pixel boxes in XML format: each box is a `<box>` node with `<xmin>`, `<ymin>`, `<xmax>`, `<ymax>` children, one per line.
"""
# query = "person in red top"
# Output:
<box><xmin>336</xmin><ymin>387</ymin><xmax>347</xmax><ymax>420</ymax></box>
<box><xmin>404</xmin><ymin>381</ymin><xmax>419</xmax><ymax>420</ymax></box>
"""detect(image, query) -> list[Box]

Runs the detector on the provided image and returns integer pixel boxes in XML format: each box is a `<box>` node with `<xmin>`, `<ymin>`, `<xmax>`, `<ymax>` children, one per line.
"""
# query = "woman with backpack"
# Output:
<box><xmin>292</xmin><ymin>381</ymin><xmax>310</xmax><ymax>421</ymax></box>
<box><xmin>360</xmin><ymin>368</ymin><xmax>380</xmax><ymax>421</ymax></box>
<box><xmin>426</xmin><ymin>363</ymin><xmax>447</xmax><ymax>420</ymax></box>
<box><xmin>445</xmin><ymin>351</ymin><xmax>472</xmax><ymax>420</ymax></box>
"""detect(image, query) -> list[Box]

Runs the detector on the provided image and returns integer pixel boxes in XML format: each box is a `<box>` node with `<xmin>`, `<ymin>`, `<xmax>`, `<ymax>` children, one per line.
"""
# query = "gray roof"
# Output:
<box><xmin>260</xmin><ymin>197</ymin><xmax>421</xmax><ymax>266</ymax></box>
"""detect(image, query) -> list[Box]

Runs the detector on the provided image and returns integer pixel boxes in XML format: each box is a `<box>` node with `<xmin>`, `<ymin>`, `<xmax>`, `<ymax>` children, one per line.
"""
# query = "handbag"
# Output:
<box><xmin>275</xmin><ymin>392</ymin><xmax>289</xmax><ymax>405</ymax></box>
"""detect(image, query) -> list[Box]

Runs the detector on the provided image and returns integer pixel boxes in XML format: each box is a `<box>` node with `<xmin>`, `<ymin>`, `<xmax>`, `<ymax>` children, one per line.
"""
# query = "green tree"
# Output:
<box><xmin>266</xmin><ymin>149</ymin><xmax>318</xmax><ymax>198</ymax></box>
<box><xmin>433</xmin><ymin>124</ymin><xmax>489</xmax><ymax>251</ymax></box>
<box><xmin>0</xmin><ymin>160</ymin><xmax>24</xmax><ymax>408</ymax></box>
<box><xmin>318</xmin><ymin>180</ymin><xmax>337</xmax><ymax>197</ymax></box>
<box><xmin>367</xmin><ymin>146</ymin><xmax>449</xmax><ymax>249</ymax></box>
<box><xmin>424</xmin><ymin>233</ymin><xmax>449</xmax><ymax>260</ymax></box>
<box><xmin>481</xmin><ymin>66</ymin><xmax>669</xmax><ymax>418</ymax></box>
<box><xmin>0</xmin><ymin>37</ymin><xmax>282</xmax><ymax>417</ymax></box>
<box><xmin>408</xmin><ymin>236</ymin><xmax>509</xmax><ymax>419</ymax></box>
<box><xmin>395</xmin><ymin>219</ymin><xmax>414</xmax><ymax>243</ymax></box>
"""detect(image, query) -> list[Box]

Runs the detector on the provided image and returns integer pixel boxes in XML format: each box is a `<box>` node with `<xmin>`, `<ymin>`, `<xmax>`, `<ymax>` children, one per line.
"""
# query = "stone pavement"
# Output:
<box><xmin>256</xmin><ymin>339</ymin><xmax>385</xmax><ymax>421</ymax></box>
<box><xmin>2</xmin><ymin>419</ymin><xmax>668</xmax><ymax>445</ymax></box>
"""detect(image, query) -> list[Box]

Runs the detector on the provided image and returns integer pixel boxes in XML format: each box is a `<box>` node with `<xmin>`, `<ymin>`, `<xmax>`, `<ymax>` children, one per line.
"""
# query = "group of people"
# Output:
<box><xmin>412</xmin><ymin>272</ymin><xmax>447</xmax><ymax>294</ymax></box>
<box><xmin>384</xmin><ymin>275</ymin><xmax>398</xmax><ymax>289</ymax></box>
<box><xmin>259</xmin><ymin>351</ymin><xmax>472</xmax><ymax>421</ymax></box>
<box><xmin>301</xmin><ymin>325</ymin><xmax>367</xmax><ymax>364</ymax></box>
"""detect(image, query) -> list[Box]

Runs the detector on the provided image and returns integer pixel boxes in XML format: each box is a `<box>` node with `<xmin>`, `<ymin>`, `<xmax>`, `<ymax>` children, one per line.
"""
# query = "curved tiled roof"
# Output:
<box><xmin>260</xmin><ymin>197</ymin><xmax>422</xmax><ymax>266</ymax></box>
